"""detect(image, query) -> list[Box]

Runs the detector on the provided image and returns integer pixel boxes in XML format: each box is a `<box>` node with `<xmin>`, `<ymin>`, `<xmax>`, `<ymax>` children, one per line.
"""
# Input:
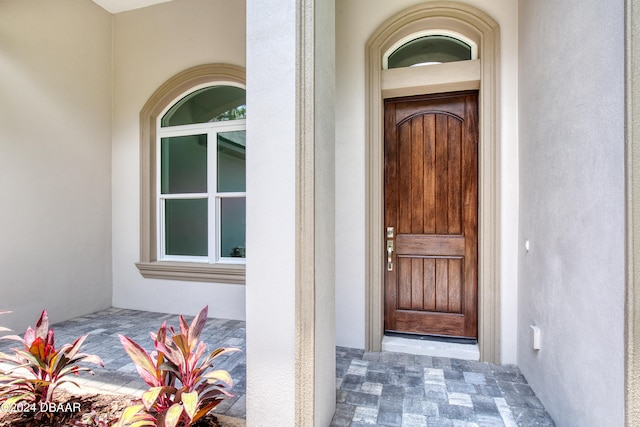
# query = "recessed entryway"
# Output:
<box><xmin>365</xmin><ymin>2</ymin><xmax>501</xmax><ymax>363</ymax></box>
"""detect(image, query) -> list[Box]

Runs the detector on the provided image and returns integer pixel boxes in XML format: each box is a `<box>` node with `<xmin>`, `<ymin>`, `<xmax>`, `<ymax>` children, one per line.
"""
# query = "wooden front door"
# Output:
<box><xmin>384</xmin><ymin>91</ymin><xmax>478</xmax><ymax>339</ymax></box>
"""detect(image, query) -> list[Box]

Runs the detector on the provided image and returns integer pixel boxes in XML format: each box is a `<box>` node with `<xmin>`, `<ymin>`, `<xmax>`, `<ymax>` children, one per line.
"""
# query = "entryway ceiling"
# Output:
<box><xmin>91</xmin><ymin>0</ymin><xmax>173</xmax><ymax>14</ymax></box>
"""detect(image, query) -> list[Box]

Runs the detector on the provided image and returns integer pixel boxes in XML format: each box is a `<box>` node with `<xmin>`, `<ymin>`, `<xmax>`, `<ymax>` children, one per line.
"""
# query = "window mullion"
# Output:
<box><xmin>157</xmin><ymin>134</ymin><xmax>164</xmax><ymax>261</ymax></box>
<box><xmin>209</xmin><ymin>128</ymin><xmax>217</xmax><ymax>264</ymax></box>
<box><xmin>160</xmin><ymin>193</ymin><xmax>208</xmax><ymax>200</ymax></box>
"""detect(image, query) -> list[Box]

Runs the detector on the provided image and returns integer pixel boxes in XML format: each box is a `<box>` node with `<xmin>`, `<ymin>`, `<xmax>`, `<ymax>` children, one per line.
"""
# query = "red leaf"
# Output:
<box><xmin>34</xmin><ymin>310</ymin><xmax>49</xmax><ymax>341</ymax></box>
<box><xmin>178</xmin><ymin>315</ymin><xmax>189</xmax><ymax>340</ymax></box>
<box><xmin>65</xmin><ymin>335</ymin><xmax>88</xmax><ymax>360</ymax></box>
<box><xmin>172</xmin><ymin>334</ymin><xmax>189</xmax><ymax>358</ymax></box>
<box><xmin>119</xmin><ymin>335</ymin><xmax>160</xmax><ymax>387</ymax></box>
<box><xmin>45</xmin><ymin>329</ymin><xmax>55</xmax><ymax>348</ymax></box>
<box><xmin>188</xmin><ymin>306</ymin><xmax>208</xmax><ymax>349</ymax></box>
<box><xmin>84</xmin><ymin>354</ymin><xmax>105</xmax><ymax>367</ymax></box>
<box><xmin>156</xmin><ymin>322</ymin><xmax>167</xmax><ymax>345</ymax></box>
<box><xmin>23</xmin><ymin>327</ymin><xmax>35</xmax><ymax>347</ymax></box>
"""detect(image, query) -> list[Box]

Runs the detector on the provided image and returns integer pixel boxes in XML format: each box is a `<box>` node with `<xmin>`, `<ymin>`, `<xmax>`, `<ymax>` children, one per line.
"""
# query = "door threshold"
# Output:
<box><xmin>382</xmin><ymin>335</ymin><xmax>480</xmax><ymax>361</ymax></box>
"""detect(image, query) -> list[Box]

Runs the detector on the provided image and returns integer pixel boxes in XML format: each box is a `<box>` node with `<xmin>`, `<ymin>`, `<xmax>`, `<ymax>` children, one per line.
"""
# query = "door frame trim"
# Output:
<box><xmin>365</xmin><ymin>2</ymin><xmax>501</xmax><ymax>363</ymax></box>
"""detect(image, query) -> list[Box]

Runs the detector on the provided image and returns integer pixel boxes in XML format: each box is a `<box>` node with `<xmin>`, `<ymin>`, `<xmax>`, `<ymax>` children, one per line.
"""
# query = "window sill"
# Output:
<box><xmin>135</xmin><ymin>261</ymin><xmax>245</xmax><ymax>284</ymax></box>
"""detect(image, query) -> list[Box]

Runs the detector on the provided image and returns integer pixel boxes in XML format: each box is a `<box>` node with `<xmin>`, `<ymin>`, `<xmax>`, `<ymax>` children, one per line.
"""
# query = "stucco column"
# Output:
<box><xmin>626</xmin><ymin>0</ymin><xmax>640</xmax><ymax>424</ymax></box>
<box><xmin>245</xmin><ymin>0</ymin><xmax>335</xmax><ymax>426</ymax></box>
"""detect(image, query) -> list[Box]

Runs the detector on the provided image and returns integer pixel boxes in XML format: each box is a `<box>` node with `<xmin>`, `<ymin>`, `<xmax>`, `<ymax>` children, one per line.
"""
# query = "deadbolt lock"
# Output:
<box><xmin>386</xmin><ymin>227</ymin><xmax>394</xmax><ymax>238</ymax></box>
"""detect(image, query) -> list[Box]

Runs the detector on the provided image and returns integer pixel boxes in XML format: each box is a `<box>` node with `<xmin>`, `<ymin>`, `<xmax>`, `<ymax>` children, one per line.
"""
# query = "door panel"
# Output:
<box><xmin>384</xmin><ymin>91</ymin><xmax>478</xmax><ymax>339</ymax></box>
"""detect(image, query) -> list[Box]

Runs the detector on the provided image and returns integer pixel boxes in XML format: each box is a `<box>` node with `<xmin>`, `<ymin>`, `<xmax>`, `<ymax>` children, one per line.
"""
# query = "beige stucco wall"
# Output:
<box><xmin>518</xmin><ymin>0</ymin><xmax>625</xmax><ymax>425</ymax></box>
<box><xmin>111</xmin><ymin>0</ymin><xmax>247</xmax><ymax>320</ymax></box>
<box><xmin>0</xmin><ymin>0</ymin><xmax>113</xmax><ymax>332</ymax></box>
<box><xmin>335</xmin><ymin>0</ymin><xmax>520</xmax><ymax>363</ymax></box>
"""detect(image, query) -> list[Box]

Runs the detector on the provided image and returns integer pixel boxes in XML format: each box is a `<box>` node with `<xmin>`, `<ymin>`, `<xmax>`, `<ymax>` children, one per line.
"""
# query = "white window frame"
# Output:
<box><xmin>135</xmin><ymin>64</ymin><xmax>247</xmax><ymax>285</ymax></box>
<box><xmin>156</xmin><ymin>120</ymin><xmax>246</xmax><ymax>265</ymax></box>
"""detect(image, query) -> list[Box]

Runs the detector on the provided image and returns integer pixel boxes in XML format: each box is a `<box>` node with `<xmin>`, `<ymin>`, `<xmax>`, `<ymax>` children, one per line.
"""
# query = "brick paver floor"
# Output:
<box><xmin>332</xmin><ymin>347</ymin><xmax>555</xmax><ymax>426</ymax></box>
<box><xmin>0</xmin><ymin>308</ymin><xmax>555</xmax><ymax>426</ymax></box>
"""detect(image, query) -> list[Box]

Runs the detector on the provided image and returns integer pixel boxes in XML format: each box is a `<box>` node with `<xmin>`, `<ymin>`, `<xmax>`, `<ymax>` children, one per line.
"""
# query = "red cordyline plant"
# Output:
<box><xmin>0</xmin><ymin>310</ymin><xmax>11</xmax><ymax>381</ymax></box>
<box><xmin>0</xmin><ymin>310</ymin><xmax>104</xmax><ymax>408</ymax></box>
<box><xmin>116</xmin><ymin>306</ymin><xmax>238</xmax><ymax>427</ymax></box>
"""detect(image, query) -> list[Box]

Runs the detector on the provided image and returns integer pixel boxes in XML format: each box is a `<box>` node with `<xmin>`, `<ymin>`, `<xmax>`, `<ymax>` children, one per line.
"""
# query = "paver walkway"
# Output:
<box><xmin>0</xmin><ymin>308</ymin><xmax>555</xmax><ymax>426</ymax></box>
<box><xmin>332</xmin><ymin>347</ymin><xmax>554</xmax><ymax>426</ymax></box>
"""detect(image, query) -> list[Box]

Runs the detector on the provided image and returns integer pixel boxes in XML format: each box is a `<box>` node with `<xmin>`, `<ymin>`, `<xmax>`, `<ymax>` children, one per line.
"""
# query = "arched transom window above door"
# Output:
<box><xmin>379</xmin><ymin>29</ymin><xmax>481</xmax><ymax>100</ymax></box>
<box><xmin>383</xmin><ymin>31</ymin><xmax>478</xmax><ymax>69</ymax></box>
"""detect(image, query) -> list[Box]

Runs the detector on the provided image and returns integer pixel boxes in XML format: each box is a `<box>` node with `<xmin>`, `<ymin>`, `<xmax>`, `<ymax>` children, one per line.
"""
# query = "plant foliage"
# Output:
<box><xmin>0</xmin><ymin>310</ymin><xmax>104</xmax><ymax>408</ymax></box>
<box><xmin>0</xmin><ymin>310</ymin><xmax>10</xmax><ymax>385</ymax></box>
<box><xmin>116</xmin><ymin>306</ymin><xmax>238</xmax><ymax>427</ymax></box>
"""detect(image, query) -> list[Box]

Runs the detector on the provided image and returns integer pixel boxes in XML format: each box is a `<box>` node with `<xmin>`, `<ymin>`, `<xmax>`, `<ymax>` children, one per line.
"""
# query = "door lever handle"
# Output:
<box><xmin>387</xmin><ymin>240</ymin><xmax>394</xmax><ymax>271</ymax></box>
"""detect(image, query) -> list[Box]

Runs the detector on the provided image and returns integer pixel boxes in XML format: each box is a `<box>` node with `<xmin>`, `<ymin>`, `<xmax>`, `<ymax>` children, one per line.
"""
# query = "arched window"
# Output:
<box><xmin>383</xmin><ymin>31</ymin><xmax>478</xmax><ymax>69</ymax></box>
<box><xmin>161</xmin><ymin>86</ymin><xmax>246</xmax><ymax>126</ymax></box>
<box><xmin>136</xmin><ymin>64</ymin><xmax>246</xmax><ymax>284</ymax></box>
<box><xmin>158</xmin><ymin>84</ymin><xmax>246</xmax><ymax>263</ymax></box>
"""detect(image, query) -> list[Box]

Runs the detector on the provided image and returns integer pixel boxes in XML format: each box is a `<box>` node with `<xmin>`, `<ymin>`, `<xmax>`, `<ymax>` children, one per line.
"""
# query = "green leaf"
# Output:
<box><xmin>129</xmin><ymin>421</ymin><xmax>157</xmax><ymax>427</ymax></box>
<box><xmin>203</xmin><ymin>369</ymin><xmax>233</xmax><ymax>387</ymax></box>
<box><xmin>116</xmin><ymin>404</ymin><xmax>154</xmax><ymax>427</ymax></box>
<box><xmin>182</xmin><ymin>391</ymin><xmax>198</xmax><ymax>420</ymax></box>
<box><xmin>3</xmin><ymin>394</ymin><xmax>31</xmax><ymax>408</ymax></box>
<box><xmin>142</xmin><ymin>387</ymin><xmax>163</xmax><ymax>410</ymax></box>
<box><xmin>163</xmin><ymin>403</ymin><xmax>183</xmax><ymax>427</ymax></box>
<box><xmin>120</xmin><ymin>405</ymin><xmax>146</xmax><ymax>420</ymax></box>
